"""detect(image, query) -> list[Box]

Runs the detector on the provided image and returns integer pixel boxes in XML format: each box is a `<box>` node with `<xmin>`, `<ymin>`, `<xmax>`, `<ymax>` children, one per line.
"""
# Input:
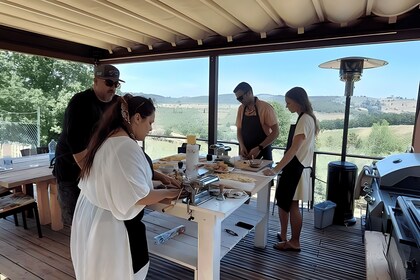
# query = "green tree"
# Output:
<box><xmin>270</xmin><ymin>101</ymin><xmax>291</xmax><ymax>147</ymax></box>
<box><xmin>348</xmin><ymin>132</ymin><xmax>362</xmax><ymax>149</ymax></box>
<box><xmin>0</xmin><ymin>51</ymin><xmax>93</xmax><ymax>145</ymax></box>
<box><xmin>365</xmin><ymin>120</ymin><xmax>404</xmax><ymax>156</ymax></box>
<box><xmin>7</xmin><ymin>53</ymin><xmax>92</xmax><ymax>99</ymax></box>
<box><xmin>0</xmin><ymin>53</ymin><xmax>13</xmax><ymax>89</ymax></box>
<box><xmin>163</xmin><ymin>127</ymin><xmax>173</xmax><ymax>136</ymax></box>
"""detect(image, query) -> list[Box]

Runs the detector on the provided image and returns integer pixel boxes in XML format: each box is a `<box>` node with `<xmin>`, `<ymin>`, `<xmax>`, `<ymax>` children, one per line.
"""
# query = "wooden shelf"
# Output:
<box><xmin>144</xmin><ymin>202</ymin><xmax>265</xmax><ymax>271</ymax></box>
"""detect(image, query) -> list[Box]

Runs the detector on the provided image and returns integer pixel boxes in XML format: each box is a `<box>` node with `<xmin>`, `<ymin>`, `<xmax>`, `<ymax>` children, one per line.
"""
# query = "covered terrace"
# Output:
<box><xmin>1</xmin><ymin>1</ymin><xmax>420</xmax><ymax>279</ymax></box>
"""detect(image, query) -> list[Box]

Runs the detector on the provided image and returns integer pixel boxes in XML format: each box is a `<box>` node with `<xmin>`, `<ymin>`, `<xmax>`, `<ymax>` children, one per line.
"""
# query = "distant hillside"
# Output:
<box><xmin>130</xmin><ymin>92</ymin><xmax>415</xmax><ymax>114</ymax></box>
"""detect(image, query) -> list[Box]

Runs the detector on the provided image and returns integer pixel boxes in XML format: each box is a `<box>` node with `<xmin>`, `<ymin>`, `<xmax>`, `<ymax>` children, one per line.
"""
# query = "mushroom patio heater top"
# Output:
<box><xmin>319</xmin><ymin>57</ymin><xmax>387</xmax><ymax>226</ymax></box>
<box><xmin>319</xmin><ymin>57</ymin><xmax>388</xmax><ymax>161</ymax></box>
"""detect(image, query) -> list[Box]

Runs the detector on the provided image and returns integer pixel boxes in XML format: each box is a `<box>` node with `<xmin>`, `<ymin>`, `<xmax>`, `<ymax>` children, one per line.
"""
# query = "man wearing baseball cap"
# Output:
<box><xmin>54</xmin><ymin>64</ymin><xmax>123</xmax><ymax>225</ymax></box>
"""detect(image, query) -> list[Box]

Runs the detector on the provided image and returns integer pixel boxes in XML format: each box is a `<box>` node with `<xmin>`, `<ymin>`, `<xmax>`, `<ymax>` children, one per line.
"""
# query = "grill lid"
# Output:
<box><xmin>375</xmin><ymin>153</ymin><xmax>420</xmax><ymax>189</ymax></box>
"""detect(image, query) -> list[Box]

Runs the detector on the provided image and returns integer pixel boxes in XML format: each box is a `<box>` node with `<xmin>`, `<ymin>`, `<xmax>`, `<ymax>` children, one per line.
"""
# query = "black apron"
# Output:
<box><xmin>276</xmin><ymin>114</ymin><xmax>304</xmax><ymax>212</ymax></box>
<box><xmin>124</xmin><ymin>210</ymin><xmax>149</xmax><ymax>273</ymax></box>
<box><xmin>241</xmin><ymin>98</ymin><xmax>272</xmax><ymax>160</ymax></box>
<box><xmin>285</xmin><ymin>113</ymin><xmax>304</xmax><ymax>152</ymax></box>
<box><xmin>124</xmin><ymin>151</ymin><xmax>152</xmax><ymax>273</ymax></box>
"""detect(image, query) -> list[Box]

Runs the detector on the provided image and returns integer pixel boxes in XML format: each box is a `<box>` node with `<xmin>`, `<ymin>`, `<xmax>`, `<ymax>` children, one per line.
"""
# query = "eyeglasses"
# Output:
<box><xmin>103</xmin><ymin>79</ymin><xmax>120</xmax><ymax>88</ymax></box>
<box><xmin>236</xmin><ymin>91</ymin><xmax>247</xmax><ymax>102</ymax></box>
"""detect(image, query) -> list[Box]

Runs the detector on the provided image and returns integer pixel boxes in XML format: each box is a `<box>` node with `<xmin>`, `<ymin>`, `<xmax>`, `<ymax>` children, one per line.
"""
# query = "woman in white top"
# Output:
<box><xmin>70</xmin><ymin>94</ymin><xmax>180</xmax><ymax>280</ymax></box>
<box><xmin>264</xmin><ymin>87</ymin><xmax>319</xmax><ymax>252</ymax></box>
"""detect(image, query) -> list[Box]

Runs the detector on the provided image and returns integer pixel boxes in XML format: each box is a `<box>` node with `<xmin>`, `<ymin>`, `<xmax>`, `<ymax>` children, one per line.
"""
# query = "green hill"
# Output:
<box><xmin>130</xmin><ymin>92</ymin><xmax>410</xmax><ymax>114</ymax></box>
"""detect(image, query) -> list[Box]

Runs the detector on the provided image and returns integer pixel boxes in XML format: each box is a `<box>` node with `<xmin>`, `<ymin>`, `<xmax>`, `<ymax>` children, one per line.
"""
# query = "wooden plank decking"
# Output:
<box><xmin>0</xmin><ymin>200</ymin><xmax>366</xmax><ymax>280</ymax></box>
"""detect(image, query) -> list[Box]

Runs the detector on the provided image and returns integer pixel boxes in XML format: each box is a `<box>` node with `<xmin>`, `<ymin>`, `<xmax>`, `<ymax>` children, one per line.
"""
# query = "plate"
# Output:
<box><xmin>225</xmin><ymin>189</ymin><xmax>247</xmax><ymax>199</ymax></box>
<box><xmin>203</xmin><ymin>161</ymin><xmax>232</xmax><ymax>173</ymax></box>
<box><xmin>213</xmin><ymin>167</ymin><xmax>234</xmax><ymax>173</ymax></box>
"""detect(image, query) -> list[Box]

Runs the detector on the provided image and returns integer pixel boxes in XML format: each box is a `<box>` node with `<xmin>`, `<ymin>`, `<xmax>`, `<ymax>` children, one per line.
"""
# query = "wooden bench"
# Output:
<box><xmin>0</xmin><ymin>193</ymin><xmax>42</xmax><ymax>238</ymax></box>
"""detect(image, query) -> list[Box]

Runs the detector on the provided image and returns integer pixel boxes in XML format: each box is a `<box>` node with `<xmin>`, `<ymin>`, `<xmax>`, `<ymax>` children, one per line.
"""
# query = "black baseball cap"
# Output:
<box><xmin>94</xmin><ymin>65</ymin><xmax>125</xmax><ymax>82</ymax></box>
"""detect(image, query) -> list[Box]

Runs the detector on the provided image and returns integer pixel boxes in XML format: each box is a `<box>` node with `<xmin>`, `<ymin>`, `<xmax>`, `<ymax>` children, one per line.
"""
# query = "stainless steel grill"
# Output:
<box><xmin>388</xmin><ymin>196</ymin><xmax>420</xmax><ymax>280</ymax></box>
<box><xmin>357</xmin><ymin>153</ymin><xmax>420</xmax><ymax>279</ymax></box>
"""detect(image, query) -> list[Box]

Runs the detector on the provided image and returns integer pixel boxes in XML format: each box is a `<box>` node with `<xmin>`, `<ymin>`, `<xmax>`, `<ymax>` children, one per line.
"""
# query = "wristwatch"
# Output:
<box><xmin>258</xmin><ymin>145</ymin><xmax>264</xmax><ymax>151</ymax></box>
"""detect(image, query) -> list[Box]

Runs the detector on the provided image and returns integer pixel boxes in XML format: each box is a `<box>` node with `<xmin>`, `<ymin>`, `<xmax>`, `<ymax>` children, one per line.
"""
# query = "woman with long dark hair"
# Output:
<box><xmin>71</xmin><ymin>94</ymin><xmax>180</xmax><ymax>280</ymax></box>
<box><xmin>264</xmin><ymin>87</ymin><xmax>319</xmax><ymax>252</ymax></box>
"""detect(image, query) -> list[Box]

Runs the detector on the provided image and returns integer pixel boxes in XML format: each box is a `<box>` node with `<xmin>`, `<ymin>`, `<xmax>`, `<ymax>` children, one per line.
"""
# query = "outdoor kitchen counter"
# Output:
<box><xmin>146</xmin><ymin>169</ymin><xmax>274</xmax><ymax>280</ymax></box>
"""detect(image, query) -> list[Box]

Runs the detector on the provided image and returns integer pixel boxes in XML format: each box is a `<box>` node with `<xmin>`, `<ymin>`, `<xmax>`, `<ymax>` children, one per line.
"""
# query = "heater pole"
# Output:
<box><xmin>341</xmin><ymin>78</ymin><xmax>354</xmax><ymax>162</ymax></box>
<box><xmin>342</xmin><ymin>95</ymin><xmax>351</xmax><ymax>162</ymax></box>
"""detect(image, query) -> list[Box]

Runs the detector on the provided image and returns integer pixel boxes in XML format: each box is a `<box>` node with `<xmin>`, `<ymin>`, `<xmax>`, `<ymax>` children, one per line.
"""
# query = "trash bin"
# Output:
<box><xmin>326</xmin><ymin>161</ymin><xmax>357</xmax><ymax>226</ymax></box>
<box><xmin>314</xmin><ymin>200</ymin><xmax>336</xmax><ymax>229</ymax></box>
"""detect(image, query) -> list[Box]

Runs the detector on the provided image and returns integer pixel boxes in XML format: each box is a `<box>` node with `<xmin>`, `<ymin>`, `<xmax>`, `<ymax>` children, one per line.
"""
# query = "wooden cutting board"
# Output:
<box><xmin>235</xmin><ymin>159</ymin><xmax>273</xmax><ymax>172</ymax></box>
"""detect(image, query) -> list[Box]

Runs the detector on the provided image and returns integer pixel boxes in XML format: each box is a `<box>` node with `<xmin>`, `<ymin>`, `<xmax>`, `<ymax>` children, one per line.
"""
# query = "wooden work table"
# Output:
<box><xmin>147</xmin><ymin>158</ymin><xmax>274</xmax><ymax>280</ymax></box>
<box><xmin>0</xmin><ymin>154</ymin><xmax>63</xmax><ymax>231</ymax></box>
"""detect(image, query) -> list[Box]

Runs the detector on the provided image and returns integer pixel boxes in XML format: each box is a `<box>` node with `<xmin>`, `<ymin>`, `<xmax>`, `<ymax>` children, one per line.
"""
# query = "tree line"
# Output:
<box><xmin>319</xmin><ymin>112</ymin><xmax>414</xmax><ymax>130</ymax></box>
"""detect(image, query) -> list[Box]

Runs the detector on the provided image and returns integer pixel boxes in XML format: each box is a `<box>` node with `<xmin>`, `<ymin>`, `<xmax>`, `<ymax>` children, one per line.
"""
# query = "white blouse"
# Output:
<box><xmin>71</xmin><ymin>136</ymin><xmax>153</xmax><ymax>280</ymax></box>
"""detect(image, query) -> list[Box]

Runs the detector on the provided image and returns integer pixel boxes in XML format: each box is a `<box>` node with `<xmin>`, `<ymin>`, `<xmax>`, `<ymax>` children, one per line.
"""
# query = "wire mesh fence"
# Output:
<box><xmin>0</xmin><ymin>108</ymin><xmax>39</xmax><ymax>157</ymax></box>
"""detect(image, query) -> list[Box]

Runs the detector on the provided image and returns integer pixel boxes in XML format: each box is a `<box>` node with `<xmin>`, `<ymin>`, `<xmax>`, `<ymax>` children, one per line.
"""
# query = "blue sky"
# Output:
<box><xmin>118</xmin><ymin>40</ymin><xmax>419</xmax><ymax>99</ymax></box>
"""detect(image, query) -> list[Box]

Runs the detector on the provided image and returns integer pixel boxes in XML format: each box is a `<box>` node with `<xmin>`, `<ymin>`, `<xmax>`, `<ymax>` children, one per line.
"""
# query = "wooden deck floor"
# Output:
<box><xmin>0</xmin><ymin>200</ymin><xmax>366</xmax><ymax>280</ymax></box>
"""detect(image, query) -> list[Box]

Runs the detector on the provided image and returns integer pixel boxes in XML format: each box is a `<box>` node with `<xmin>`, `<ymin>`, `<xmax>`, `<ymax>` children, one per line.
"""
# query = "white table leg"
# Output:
<box><xmin>254</xmin><ymin>182</ymin><xmax>271</xmax><ymax>248</ymax></box>
<box><xmin>197</xmin><ymin>215</ymin><xmax>222</xmax><ymax>280</ymax></box>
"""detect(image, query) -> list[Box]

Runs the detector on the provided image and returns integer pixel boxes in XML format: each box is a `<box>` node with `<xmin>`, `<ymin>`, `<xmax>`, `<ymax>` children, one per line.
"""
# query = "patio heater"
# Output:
<box><xmin>319</xmin><ymin>57</ymin><xmax>388</xmax><ymax>226</ymax></box>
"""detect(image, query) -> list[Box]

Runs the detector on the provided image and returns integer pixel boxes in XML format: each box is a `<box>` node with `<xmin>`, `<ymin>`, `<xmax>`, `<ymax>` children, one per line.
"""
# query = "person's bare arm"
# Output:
<box><xmin>136</xmin><ymin>189</ymin><xmax>180</xmax><ymax>206</ymax></box>
<box><xmin>237</xmin><ymin>127</ymin><xmax>248</xmax><ymax>157</ymax></box>
<box><xmin>73</xmin><ymin>149</ymin><xmax>88</xmax><ymax>169</ymax></box>
<box><xmin>153</xmin><ymin>170</ymin><xmax>181</xmax><ymax>187</ymax></box>
<box><xmin>263</xmin><ymin>123</ymin><xmax>279</xmax><ymax>147</ymax></box>
<box><xmin>248</xmin><ymin>123</ymin><xmax>279</xmax><ymax>159</ymax></box>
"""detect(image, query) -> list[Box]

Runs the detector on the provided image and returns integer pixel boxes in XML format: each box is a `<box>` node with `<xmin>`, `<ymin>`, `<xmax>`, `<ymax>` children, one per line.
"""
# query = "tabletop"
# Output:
<box><xmin>0</xmin><ymin>154</ymin><xmax>54</xmax><ymax>189</ymax></box>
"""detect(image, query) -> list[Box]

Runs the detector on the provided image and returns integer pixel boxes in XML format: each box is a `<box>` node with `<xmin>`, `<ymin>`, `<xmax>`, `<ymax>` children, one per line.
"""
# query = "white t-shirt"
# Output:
<box><xmin>293</xmin><ymin>114</ymin><xmax>315</xmax><ymax>202</ymax></box>
<box><xmin>70</xmin><ymin>136</ymin><xmax>152</xmax><ymax>280</ymax></box>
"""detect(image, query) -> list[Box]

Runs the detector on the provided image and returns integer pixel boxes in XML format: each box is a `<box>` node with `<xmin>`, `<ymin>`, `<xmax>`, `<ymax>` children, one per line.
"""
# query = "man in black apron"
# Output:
<box><xmin>234</xmin><ymin>82</ymin><xmax>279</xmax><ymax>160</ymax></box>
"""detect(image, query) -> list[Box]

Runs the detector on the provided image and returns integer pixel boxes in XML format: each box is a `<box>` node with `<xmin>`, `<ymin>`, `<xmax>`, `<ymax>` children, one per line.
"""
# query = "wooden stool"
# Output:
<box><xmin>0</xmin><ymin>193</ymin><xmax>42</xmax><ymax>238</ymax></box>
